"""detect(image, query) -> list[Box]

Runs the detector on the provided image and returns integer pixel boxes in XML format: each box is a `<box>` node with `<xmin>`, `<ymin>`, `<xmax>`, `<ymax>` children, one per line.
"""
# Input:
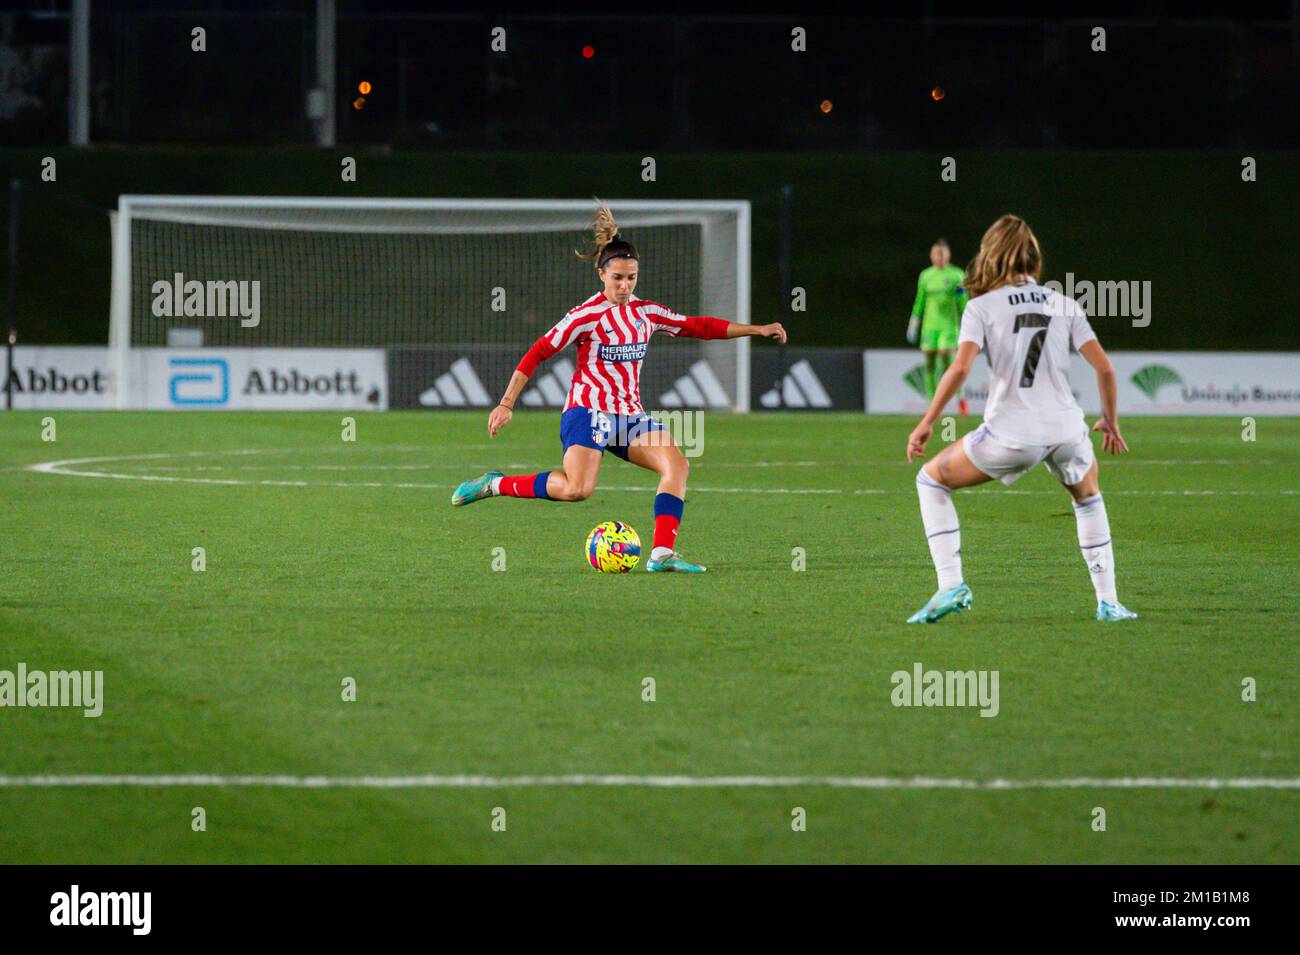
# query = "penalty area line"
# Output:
<box><xmin>0</xmin><ymin>775</ymin><xmax>1296</xmax><ymax>790</ymax></box>
<box><xmin>24</xmin><ymin>453</ymin><xmax>1300</xmax><ymax>496</ymax></box>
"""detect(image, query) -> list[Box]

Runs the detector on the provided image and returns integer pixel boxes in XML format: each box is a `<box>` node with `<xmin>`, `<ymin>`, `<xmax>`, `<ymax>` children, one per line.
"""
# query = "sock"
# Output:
<box><xmin>924</xmin><ymin>363</ymin><xmax>937</xmax><ymax>398</ymax></box>
<box><xmin>916</xmin><ymin>467</ymin><xmax>963</xmax><ymax>590</ymax></box>
<box><xmin>496</xmin><ymin>471</ymin><xmax>550</xmax><ymax>499</ymax></box>
<box><xmin>1073</xmin><ymin>494</ymin><xmax>1117</xmax><ymax>604</ymax></box>
<box><xmin>651</xmin><ymin>492</ymin><xmax>684</xmax><ymax>560</ymax></box>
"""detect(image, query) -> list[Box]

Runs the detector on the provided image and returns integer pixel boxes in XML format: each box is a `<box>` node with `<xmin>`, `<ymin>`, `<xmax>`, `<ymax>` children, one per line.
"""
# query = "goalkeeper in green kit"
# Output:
<box><xmin>906</xmin><ymin>238</ymin><xmax>970</xmax><ymax>415</ymax></box>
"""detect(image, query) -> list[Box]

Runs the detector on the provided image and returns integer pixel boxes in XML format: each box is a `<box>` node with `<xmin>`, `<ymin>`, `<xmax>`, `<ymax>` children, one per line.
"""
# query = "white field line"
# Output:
<box><xmin>104</xmin><ymin>459</ymin><xmax>1278</xmax><ymax>473</ymax></box>
<box><xmin>113</xmin><ymin>460</ymin><xmax>825</xmax><ymax>472</ymax></box>
<box><xmin>0</xmin><ymin>774</ymin><xmax>1296</xmax><ymax>790</ymax></box>
<box><xmin>23</xmin><ymin>452</ymin><xmax>1300</xmax><ymax>496</ymax></box>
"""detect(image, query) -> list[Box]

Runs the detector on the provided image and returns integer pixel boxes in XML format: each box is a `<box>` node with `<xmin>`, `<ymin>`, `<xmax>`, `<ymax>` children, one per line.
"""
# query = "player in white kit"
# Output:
<box><xmin>904</xmin><ymin>215</ymin><xmax>1138</xmax><ymax>623</ymax></box>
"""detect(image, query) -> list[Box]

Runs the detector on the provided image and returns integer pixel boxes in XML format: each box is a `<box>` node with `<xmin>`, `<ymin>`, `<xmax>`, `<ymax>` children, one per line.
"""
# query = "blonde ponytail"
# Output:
<box><xmin>576</xmin><ymin>200</ymin><xmax>620</xmax><ymax>262</ymax></box>
<box><xmin>576</xmin><ymin>199</ymin><xmax>638</xmax><ymax>269</ymax></box>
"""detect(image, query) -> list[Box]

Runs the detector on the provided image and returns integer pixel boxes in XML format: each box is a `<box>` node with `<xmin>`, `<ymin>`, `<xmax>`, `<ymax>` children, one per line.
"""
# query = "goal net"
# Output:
<box><xmin>108</xmin><ymin>197</ymin><xmax>751</xmax><ymax>411</ymax></box>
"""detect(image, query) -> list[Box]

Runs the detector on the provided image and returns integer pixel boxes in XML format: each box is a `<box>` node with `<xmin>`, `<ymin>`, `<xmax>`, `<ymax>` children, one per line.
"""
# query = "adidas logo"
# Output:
<box><xmin>759</xmin><ymin>359</ymin><xmax>831</xmax><ymax>408</ymax></box>
<box><xmin>659</xmin><ymin>360</ymin><xmax>730</xmax><ymax>408</ymax></box>
<box><xmin>419</xmin><ymin>358</ymin><xmax>492</xmax><ymax>407</ymax></box>
<box><xmin>520</xmin><ymin>358</ymin><xmax>575</xmax><ymax>407</ymax></box>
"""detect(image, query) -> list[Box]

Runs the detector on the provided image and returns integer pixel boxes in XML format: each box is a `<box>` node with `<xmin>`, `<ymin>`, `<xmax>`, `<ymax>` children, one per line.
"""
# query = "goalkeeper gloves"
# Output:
<box><xmin>906</xmin><ymin>316</ymin><xmax>920</xmax><ymax>344</ymax></box>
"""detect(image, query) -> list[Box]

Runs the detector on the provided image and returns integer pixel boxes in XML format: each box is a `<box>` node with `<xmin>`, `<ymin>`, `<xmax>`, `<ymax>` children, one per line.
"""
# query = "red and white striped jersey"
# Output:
<box><xmin>517</xmin><ymin>293</ymin><xmax>728</xmax><ymax>415</ymax></box>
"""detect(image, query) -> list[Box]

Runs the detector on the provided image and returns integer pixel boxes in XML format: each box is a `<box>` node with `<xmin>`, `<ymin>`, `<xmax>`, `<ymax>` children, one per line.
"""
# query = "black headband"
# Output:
<box><xmin>598</xmin><ymin>235</ymin><xmax>637</xmax><ymax>269</ymax></box>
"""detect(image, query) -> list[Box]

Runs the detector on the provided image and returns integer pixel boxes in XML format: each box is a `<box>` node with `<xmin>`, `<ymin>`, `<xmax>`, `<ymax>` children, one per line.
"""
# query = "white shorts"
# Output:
<box><xmin>962</xmin><ymin>423</ymin><xmax>1094</xmax><ymax>486</ymax></box>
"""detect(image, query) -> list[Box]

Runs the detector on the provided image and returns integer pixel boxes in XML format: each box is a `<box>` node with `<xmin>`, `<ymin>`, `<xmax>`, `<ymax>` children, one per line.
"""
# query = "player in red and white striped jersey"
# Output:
<box><xmin>452</xmin><ymin>202</ymin><xmax>786</xmax><ymax>573</ymax></box>
<box><xmin>519</xmin><ymin>290</ymin><xmax>742</xmax><ymax>416</ymax></box>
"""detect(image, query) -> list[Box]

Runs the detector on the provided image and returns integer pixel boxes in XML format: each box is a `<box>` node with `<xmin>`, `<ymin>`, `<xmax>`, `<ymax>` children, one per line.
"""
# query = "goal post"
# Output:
<box><xmin>108</xmin><ymin>196</ymin><xmax>751</xmax><ymax>412</ymax></box>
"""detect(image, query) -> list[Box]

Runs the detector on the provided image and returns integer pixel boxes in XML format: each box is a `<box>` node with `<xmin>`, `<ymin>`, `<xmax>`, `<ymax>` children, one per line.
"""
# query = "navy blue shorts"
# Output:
<box><xmin>560</xmin><ymin>406</ymin><xmax>666</xmax><ymax>462</ymax></box>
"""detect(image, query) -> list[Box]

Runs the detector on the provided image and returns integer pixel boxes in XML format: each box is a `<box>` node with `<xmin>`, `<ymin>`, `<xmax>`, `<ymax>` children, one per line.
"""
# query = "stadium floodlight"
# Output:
<box><xmin>108</xmin><ymin>197</ymin><xmax>751</xmax><ymax>412</ymax></box>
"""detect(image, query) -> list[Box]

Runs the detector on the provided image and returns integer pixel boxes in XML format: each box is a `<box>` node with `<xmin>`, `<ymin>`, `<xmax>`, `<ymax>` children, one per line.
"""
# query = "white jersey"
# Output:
<box><xmin>958</xmin><ymin>278</ymin><xmax>1097</xmax><ymax>446</ymax></box>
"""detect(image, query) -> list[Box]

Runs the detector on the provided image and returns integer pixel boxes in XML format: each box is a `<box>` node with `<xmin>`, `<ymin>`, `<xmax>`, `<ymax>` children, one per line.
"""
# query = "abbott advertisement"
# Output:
<box><xmin>6</xmin><ymin>347</ymin><xmax>112</xmax><ymax>409</ymax></box>
<box><xmin>5</xmin><ymin>347</ymin><xmax>387</xmax><ymax>410</ymax></box>
<box><xmin>6</xmin><ymin>346</ymin><xmax>1295</xmax><ymax>415</ymax></box>
<box><xmin>135</xmin><ymin>349</ymin><xmax>388</xmax><ymax>410</ymax></box>
<box><xmin>864</xmin><ymin>350</ymin><xmax>1300</xmax><ymax>416</ymax></box>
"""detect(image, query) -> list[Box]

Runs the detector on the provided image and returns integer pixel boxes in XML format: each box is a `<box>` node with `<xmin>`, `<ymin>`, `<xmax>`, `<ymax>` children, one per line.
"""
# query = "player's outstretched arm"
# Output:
<box><xmin>490</xmin><ymin>326</ymin><xmax>569</xmax><ymax>438</ymax></box>
<box><xmin>907</xmin><ymin>341</ymin><xmax>979</xmax><ymax>461</ymax></box>
<box><xmin>726</xmin><ymin>321</ymin><xmax>787</xmax><ymax>343</ymax></box>
<box><xmin>488</xmin><ymin>369</ymin><xmax>529</xmax><ymax>438</ymax></box>
<box><xmin>657</xmin><ymin>312</ymin><xmax>786</xmax><ymax>343</ymax></box>
<box><xmin>1078</xmin><ymin>340</ymin><xmax>1128</xmax><ymax>454</ymax></box>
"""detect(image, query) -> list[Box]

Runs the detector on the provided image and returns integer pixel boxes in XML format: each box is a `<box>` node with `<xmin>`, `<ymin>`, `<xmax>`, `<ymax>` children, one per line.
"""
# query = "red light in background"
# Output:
<box><xmin>582</xmin><ymin>45</ymin><xmax>595</xmax><ymax>59</ymax></box>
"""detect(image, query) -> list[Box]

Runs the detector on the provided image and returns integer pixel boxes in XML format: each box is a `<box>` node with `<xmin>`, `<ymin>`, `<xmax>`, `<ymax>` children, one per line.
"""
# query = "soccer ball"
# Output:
<box><xmin>585</xmin><ymin>521</ymin><xmax>641</xmax><ymax>573</ymax></box>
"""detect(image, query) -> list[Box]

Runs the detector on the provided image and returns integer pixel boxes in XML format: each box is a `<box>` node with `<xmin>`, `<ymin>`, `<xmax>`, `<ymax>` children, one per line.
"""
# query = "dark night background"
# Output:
<box><xmin>1</xmin><ymin>2</ymin><xmax>1296</xmax><ymax>349</ymax></box>
<box><xmin>5</xmin><ymin>1</ymin><xmax>1297</xmax><ymax>148</ymax></box>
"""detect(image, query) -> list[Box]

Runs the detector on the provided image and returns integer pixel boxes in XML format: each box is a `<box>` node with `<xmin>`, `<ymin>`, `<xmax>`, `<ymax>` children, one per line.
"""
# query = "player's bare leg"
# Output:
<box><xmin>452</xmin><ymin>445</ymin><xmax>602</xmax><ymax>505</ymax></box>
<box><xmin>626</xmin><ymin>431</ymin><xmax>704</xmax><ymax>572</ymax></box>
<box><xmin>545</xmin><ymin>445</ymin><xmax>603</xmax><ymax>501</ymax></box>
<box><xmin>1064</xmin><ymin>457</ymin><xmax>1137</xmax><ymax>621</ymax></box>
<box><xmin>627</xmin><ymin>431</ymin><xmax>687</xmax><ymax>497</ymax></box>
<box><xmin>925</xmin><ymin>438</ymin><xmax>991</xmax><ymax>490</ymax></box>
<box><xmin>908</xmin><ymin>439</ymin><xmax>989</xmax><ymax>623</ymax></box>
<box><xmin>1063</xmin><ymin>456</ymin><xmax>1100</xmax><ymax>502</ymax></box>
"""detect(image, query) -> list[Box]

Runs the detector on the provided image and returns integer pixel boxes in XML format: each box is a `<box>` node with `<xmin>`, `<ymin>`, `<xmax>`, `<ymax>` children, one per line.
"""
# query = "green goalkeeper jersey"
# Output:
<box><xmin>911</xmin><ymin>264</ymin><xmax>968</xmax><ymax>331</ymax></box>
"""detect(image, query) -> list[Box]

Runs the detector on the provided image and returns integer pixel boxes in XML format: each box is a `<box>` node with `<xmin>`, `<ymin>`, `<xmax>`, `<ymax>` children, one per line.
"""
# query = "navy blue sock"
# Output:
<box><xmin>532</xmin><ymin>471</ymin><xmax>551</xmax><ymax>500</ymax></box>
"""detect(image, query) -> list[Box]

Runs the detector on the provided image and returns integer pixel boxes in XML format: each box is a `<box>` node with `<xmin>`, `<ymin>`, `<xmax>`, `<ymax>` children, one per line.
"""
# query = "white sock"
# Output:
<box><xmin>1073</xmin><ymin>494</ymin><xmax>1118</xmax><ymax>604</ymax></box>
<box><xmin>916</xmin><ymin>468</ymin><xmax>963</xmax><ymax>590</ymax></box>
<box><xmin>650</xmin><ymin>546</ymin><xmax>674</xmax><ymax>562</ymax></box>
<box><xmin>489</xmin><ymin>476</ymin><xmax>503</xmax><ymax>495</ymax></box>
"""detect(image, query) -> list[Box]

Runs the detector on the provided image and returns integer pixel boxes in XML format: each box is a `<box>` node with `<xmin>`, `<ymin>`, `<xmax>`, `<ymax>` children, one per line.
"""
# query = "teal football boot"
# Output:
<box><xmin>906</xmin><ymin>583</ymin><xmax>973</xmax><ymax>624</ymax></box>
<box><xmin>451</xmin><ymin>471</ymin><xmax>502</xmax><ymax>507</ymax></box>
<box><xmin>646</xmin><ymin>552</ymin><xmax>707</xmax><ymax>573</ymax></box>
<box><xmin>1096</xmin><ymin>600</ymin><xmax>1138</xmax><ymax>621</ymax></box>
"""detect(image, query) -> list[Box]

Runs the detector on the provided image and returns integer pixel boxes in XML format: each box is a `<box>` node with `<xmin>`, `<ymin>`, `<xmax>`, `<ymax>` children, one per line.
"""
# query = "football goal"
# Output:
<box><xmin>108</xmin><ymin>197</ymin><xmax>751</xmax><ymax>411</ymax></box>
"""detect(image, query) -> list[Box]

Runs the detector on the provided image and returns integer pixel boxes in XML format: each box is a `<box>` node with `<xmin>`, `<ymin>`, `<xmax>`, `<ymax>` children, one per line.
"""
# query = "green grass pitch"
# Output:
<box><xmin>0</xmin><ymin>410</ymin><xmax>1295</xmax><ymax>863</ymax></box>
